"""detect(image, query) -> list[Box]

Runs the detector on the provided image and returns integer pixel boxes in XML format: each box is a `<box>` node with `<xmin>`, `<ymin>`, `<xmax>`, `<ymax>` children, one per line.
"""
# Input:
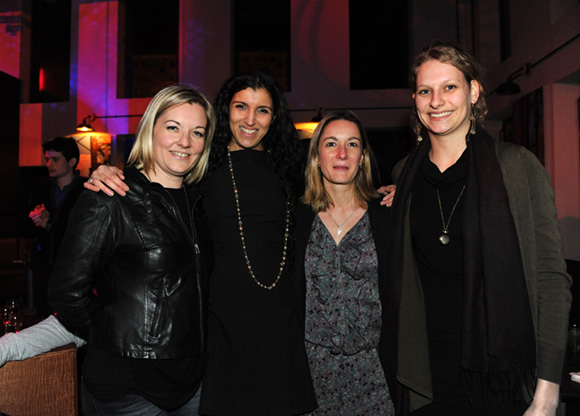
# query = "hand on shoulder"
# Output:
<box><xmin>85</xmin><ymin>165</ymin><xmax>129</xmax><ymax>196</ymax></box>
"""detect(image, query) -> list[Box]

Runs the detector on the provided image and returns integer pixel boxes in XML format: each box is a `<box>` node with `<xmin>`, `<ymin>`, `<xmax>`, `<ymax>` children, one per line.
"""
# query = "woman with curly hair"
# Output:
<box><xmin>197</xmin><ymin>70</ymin><xmax>316</xmax><ymax>415</ymax></box>
<box><xmin>82</xmin><ymin>70</ymin><xmax>317</xmax><ymax>415</ymax></box>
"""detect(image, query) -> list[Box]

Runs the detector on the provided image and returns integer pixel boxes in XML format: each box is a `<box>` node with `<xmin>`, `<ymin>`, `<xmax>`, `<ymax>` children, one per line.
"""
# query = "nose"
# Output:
<box><xmin>177</xmin><ymin>132</ymin><xmax>191</xmax><ymax>147</ymax></box>
<box><xmin>244</xmin><ymin>111</ymin><xmax>255</xmax><ymax>126</ymax></box>
<box><xmin>337</xmin><ymin>144</ymin><xmax>347</xmax><ymax>159</ymax></box>
<box><xmin>430</xmin><ymin>90</ymin><xmax>444</xmax><ymax>108</ymax></box>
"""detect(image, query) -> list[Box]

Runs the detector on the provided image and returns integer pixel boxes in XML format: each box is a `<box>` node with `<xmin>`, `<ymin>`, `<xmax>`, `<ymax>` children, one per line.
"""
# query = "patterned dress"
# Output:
<box><xmin>304</xmin><ymin>212</ymin><xmax>395</xmax><ymax>415</ymax></box>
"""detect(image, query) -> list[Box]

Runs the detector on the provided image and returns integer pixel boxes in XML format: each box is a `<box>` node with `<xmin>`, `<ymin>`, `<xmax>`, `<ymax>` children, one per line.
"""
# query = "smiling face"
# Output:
<box><xmin>318</xmin><ymin>120</ymin><xmax>364</xmax><ymax>188</ymax></box>
<box><xmin>413</xmin><ymin>59</ymin><xmax>480</xmax><ymax>141</ymax></box>
<box><xmin>228</xmin><ymin>87</ymin><xmax>274</xmax><ymax>151</ymax></box>
<box><xmin>149</xmin><ymin>102</ymin><xmax>207</xmax><ymax>188</ymax></box>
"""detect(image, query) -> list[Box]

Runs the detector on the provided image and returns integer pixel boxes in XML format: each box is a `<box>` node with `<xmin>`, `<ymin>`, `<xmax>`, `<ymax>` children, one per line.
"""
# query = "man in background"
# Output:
<box><xmin>29</xmin><ymin>136</ymin><xmax>86</xmax><ymax>317</ymax></box>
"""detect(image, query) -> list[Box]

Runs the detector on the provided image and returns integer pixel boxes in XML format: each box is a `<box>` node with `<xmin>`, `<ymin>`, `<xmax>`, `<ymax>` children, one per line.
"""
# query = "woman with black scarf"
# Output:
<box><xmin>383</xmin><ymin>41</ymin><xmax>571</xmax><ymax>416</ymax></box>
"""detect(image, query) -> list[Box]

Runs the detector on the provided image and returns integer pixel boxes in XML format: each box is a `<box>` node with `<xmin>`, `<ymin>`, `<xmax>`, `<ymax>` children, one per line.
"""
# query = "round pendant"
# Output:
<box><xmin>439</xmin><ymin>233</ymin><xmax>450</xmax><ymax>245</ymax></box>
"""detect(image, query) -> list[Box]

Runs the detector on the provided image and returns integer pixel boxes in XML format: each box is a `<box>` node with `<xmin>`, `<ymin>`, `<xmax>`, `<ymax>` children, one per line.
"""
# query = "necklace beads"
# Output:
<box><xmin>227</xmin><ymin>148</ymin><xmax>290</xmax><ymax>290</ymax></box>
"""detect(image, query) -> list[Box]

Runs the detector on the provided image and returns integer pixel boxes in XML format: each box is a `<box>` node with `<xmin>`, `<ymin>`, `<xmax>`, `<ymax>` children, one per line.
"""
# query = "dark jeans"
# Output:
<box><xmin>81</xmin><ymin>382</ymin><xmax>201</xmax><ymax>416</ymax></box>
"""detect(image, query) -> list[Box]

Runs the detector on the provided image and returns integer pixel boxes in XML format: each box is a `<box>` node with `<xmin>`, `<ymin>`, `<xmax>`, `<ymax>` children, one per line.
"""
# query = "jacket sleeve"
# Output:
<box><xmin>47</xmin><ymin>191</ymin><xmax>116</xmax><ymax>340</ymax></box>
<box><xmin>526</xmin><ymin>150</ymin><xmax>572</xmax><ymax>382</ymax></box>
<box><xmin>505</xmin><ymin>146</ymin><xmax>572</xmax><ymax>383</ymax></box>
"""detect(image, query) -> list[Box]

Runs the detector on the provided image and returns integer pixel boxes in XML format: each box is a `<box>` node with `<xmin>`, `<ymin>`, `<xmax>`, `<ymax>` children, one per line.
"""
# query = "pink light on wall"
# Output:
<box><xmin>77</xmin><ymin>2</ymin><xmax>118</xmax><ymax>133</ymax></box>
<box><xmin>292</xmin><ymin>0</ymin><xmax>349</xmax><ymax>87</ymax></box>
<box><xmin>19</xmin><ymin>104</ymin><xmax>43</xmax><ymax>166</ymax></box>
<box><xmin>0</xmin><ymin>12</ymin><xmax>22</xmax><ymax>79</ymax></box>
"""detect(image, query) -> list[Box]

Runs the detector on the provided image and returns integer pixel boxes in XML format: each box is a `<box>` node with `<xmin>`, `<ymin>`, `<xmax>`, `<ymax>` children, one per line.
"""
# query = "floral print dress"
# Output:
<box><xmin>304</xmin><ymin>212</ymin><xmax>395</xmax><ymax>415</ymax></box>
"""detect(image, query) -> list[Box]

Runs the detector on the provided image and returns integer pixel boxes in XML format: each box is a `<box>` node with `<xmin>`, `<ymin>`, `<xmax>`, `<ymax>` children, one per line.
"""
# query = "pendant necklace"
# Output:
<box><xmin>227</xmin><ymin>147</ymin><xmax>290</xmax><ymax>290</ymax></box>
<box><xmin>436</xmin><ymin>185</ymin><xmax>466</xmax><ymax>245</ymax></box>
<box><xmin>327</xmin><ymin>208</ymin><xmax>356</xmax><ymax>236</ymax></box>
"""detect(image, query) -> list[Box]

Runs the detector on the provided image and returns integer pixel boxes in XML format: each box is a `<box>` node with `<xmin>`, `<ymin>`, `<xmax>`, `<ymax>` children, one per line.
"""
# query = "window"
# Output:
<box><xmin>29</xmin><ymin>0</ymin><xmax>71</xmax><ymax>102</ymax></box>
<box><xmin>349</xmin><ymin>0</ymin><xmax>409</xmax><ymax>90</ymax></box>
<box><xmin>118</xmin><ymin>0</ymin><xmax>179</xmax><ymax>98</ymax></box>
<box><xmin>233</xmin><ymin>0</ymin><xmax>291</xmax><ymax>91</ymax></box>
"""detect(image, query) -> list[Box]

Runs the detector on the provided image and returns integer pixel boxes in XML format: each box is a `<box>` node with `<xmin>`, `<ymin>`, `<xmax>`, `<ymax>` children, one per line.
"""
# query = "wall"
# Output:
<box><xmin>477</xmin><ymin>0</ymin><xmax>580</xmax><ymax>260</ymax></box>
<box><xmin>483</xmin><ymin>0</ymin><xmax>580</xmax><ymax>116</ymax></box>
<box><xmin>544</xmin><ymin>83</ymin><xmax>580</xmax><ymax>260</ymax></box>
<box><xmin>287</xmin><ymin>0</ymin><xmax>413</xmax><ymax>129</ymax></box>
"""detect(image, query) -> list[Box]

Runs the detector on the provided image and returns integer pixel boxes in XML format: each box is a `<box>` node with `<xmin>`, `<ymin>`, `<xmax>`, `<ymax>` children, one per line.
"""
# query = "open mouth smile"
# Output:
<box><xmin>430</xmin><ymin>111</ymin><xmax>453</xmax><ymax>118</ymax></box>
<box><xmin>240</xmin><ymin>126</ymin><xmax>258</xmax><ymax>135</ymax></box>
<box><xmin>171</xmin><ymin>151</ymin><xmax>190</xmax><ymax>158</ymax></box>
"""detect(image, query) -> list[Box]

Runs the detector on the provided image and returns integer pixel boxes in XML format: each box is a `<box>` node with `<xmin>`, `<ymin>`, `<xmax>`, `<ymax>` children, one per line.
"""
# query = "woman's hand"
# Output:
<box><xmin>378</xmin><ymin>184</ymin><xmax>397</xmax><ymax>207</ymax></box>
<box><xmin>523</xmin><ymin>379</ymin><xmax>559</xmax><ymax>416</ymax></box>
<box><xmin>84</xmin><ymin>165</ymin><xmax>129</xmax><ymax>197</ymax></box>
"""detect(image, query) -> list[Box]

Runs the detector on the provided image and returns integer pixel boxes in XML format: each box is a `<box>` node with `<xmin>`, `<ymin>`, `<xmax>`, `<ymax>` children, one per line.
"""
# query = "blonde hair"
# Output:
<box><xmin>301</xmin><ymin>110</ymin><xmax>379</xmax><ymax>212</ymax></box>
<box><xmin>127</xmin><ymin>85</ymin><xmax>215</xmax><ymax>184</ymax></box>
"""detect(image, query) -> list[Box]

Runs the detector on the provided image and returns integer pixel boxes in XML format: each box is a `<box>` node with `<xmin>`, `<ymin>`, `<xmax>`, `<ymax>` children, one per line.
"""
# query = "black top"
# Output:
<box><xmin>409</xmin><ymin>152</ymin><xmax>467</xmax><ymax>409</ymax></box>
<box><xmin>199</xmin><ymin>149</ymin><xmax>316</xmax><ymax>415</ymax></box>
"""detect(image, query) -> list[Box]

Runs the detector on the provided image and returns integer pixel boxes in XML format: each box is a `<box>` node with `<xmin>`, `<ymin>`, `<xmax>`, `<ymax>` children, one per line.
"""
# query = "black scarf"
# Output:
<box><xmin>385</xmin><ymin>129</ymin><xmax>536</xmax><ymax>411</ymax></box>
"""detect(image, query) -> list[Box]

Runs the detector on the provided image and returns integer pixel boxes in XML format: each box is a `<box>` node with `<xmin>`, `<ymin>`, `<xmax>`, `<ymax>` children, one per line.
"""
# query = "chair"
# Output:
<box><xmin>0</xmin><ymin>343</ymin><xmax>78</xmax><ymax>416</ymax></box>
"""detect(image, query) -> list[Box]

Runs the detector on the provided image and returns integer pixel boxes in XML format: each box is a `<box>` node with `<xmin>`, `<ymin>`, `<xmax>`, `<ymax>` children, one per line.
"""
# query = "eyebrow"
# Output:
<box><xmin>164</xmin><ymin>119</ymin><xmax>207</xmax><ymax>129</ymax></box>
<box><xmin>417</xmin><ymin>77</ymin><xmax>463</xmax><ymax>87</ymax></box>
<box><xmin>322</xmin><ymin>136</ymin><xmax>361</xmax><ymax>141</ymax></box>
<box><xmin>231</xmin><ymin>100</ymin><xmax>273</xmax><ymax>110</ymax></box>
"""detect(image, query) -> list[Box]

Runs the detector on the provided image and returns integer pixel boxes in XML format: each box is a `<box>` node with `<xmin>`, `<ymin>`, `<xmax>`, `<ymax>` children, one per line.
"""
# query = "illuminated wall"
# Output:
<box><xmin>0</xmin><ymin>9</ymin><xmax>21</xmax><ymax>79</ymax></box>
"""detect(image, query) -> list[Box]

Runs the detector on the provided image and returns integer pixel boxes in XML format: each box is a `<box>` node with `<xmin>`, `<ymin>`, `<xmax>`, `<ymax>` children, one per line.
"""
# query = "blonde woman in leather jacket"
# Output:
<box><xmin>0</xmin><ymin>84</ymin><xmax>215</xmax><ymax>416</ymax></box>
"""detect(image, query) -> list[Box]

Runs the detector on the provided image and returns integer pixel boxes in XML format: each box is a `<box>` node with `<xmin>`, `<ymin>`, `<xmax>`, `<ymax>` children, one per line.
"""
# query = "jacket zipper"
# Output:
<box><xmin>190</xmin><ymin>195</ymin><xmax>205</xmax><ymax>352</ymax></box>
<box><xmin>164</xmin><ymin>188</ymin><xmax>205</xmax><ymax>351</ymax></box>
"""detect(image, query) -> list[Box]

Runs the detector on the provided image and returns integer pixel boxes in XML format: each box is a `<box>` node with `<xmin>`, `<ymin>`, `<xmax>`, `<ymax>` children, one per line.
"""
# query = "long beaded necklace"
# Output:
<box><xmin>226</xmin><ymin>148</ymin><xmax>290</xmax><ymax>290</ymax></box>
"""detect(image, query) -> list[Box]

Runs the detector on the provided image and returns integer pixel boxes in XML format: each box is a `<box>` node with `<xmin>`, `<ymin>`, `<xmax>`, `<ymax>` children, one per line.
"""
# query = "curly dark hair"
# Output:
<box><xmin>208</xmin><ymin>70</ymin><xmax>305</xmax><ymax>198</ymax></box>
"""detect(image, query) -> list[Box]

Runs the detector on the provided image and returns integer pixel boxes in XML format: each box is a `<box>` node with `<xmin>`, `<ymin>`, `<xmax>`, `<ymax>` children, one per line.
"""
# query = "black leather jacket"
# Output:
<box><xmin>48</xmin><ymin>167</ymin><xmax>211</xmax><ymax>359</ymax></box>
